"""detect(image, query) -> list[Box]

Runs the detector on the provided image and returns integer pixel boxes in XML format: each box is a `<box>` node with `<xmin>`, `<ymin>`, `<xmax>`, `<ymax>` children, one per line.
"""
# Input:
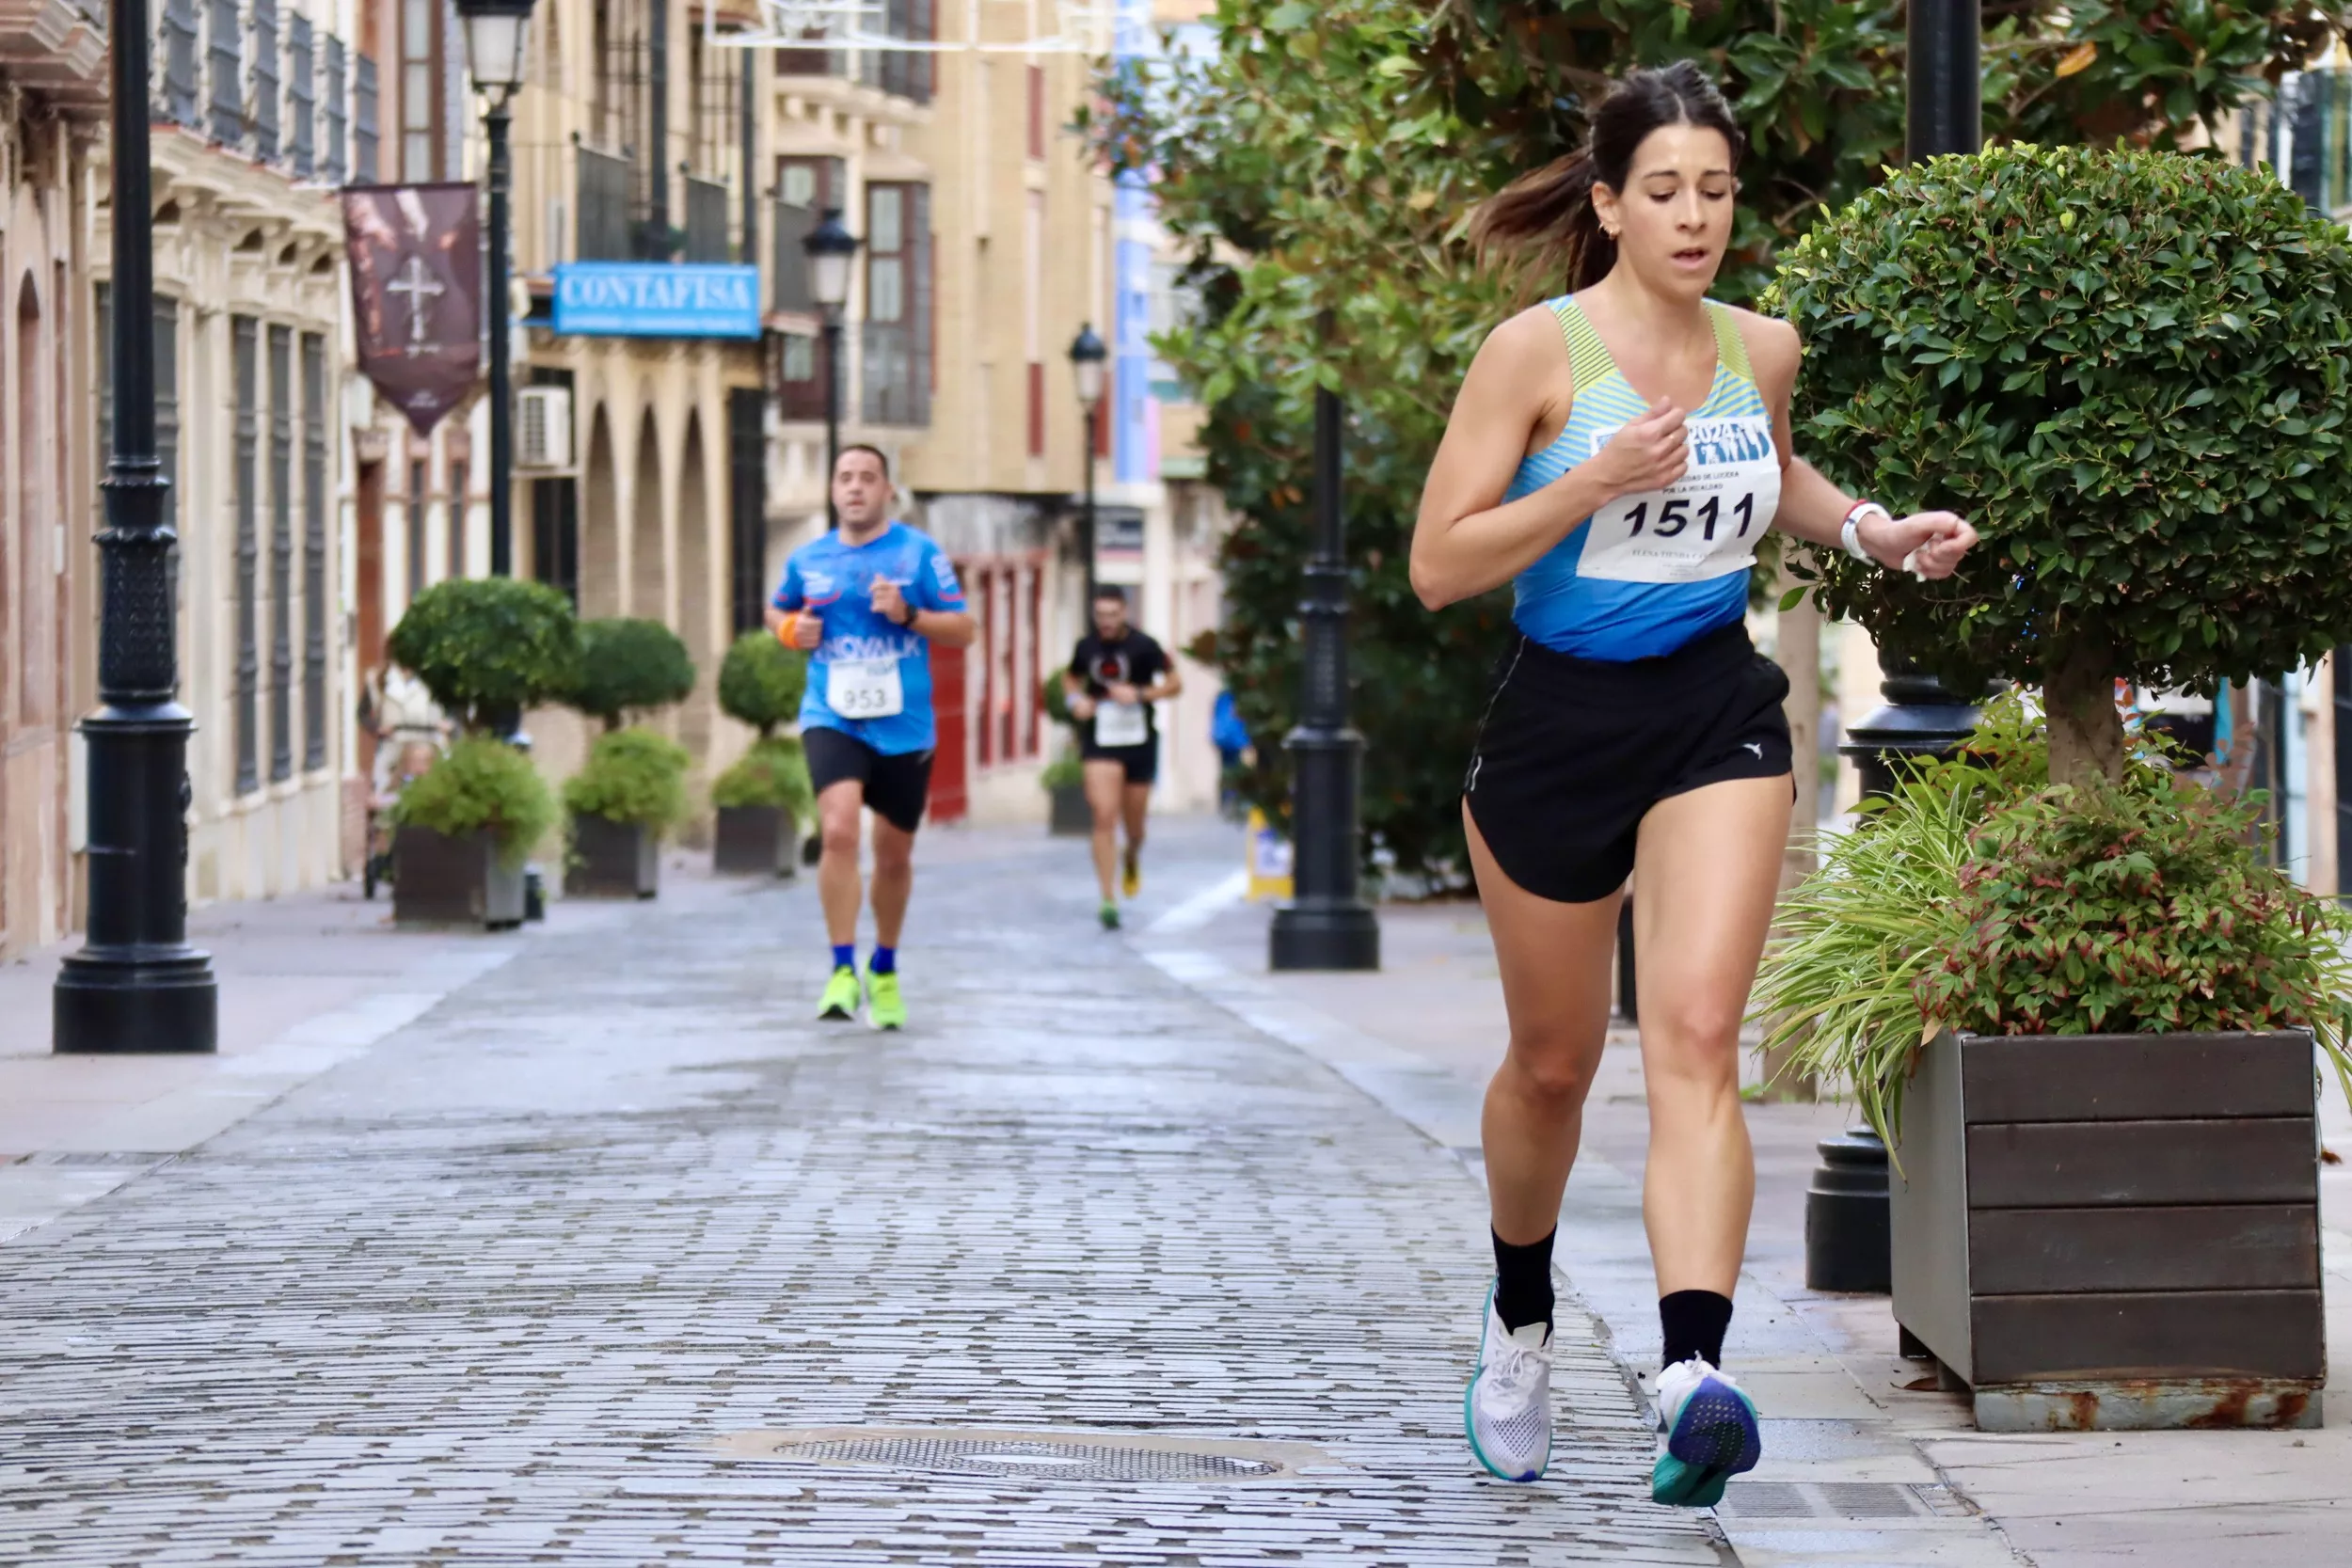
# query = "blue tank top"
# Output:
<box><xmin>1504</xmin><ymin>296</ymin><xmax>1781</xmax><ymax>661</ymax></box>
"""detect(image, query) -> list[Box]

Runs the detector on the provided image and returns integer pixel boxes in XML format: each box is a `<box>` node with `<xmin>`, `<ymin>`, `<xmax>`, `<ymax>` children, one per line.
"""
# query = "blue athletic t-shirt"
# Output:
<box><xmin>772</xmin><ymin>520</ymin><xmax>965</xmax><ymax>755</ymax></box>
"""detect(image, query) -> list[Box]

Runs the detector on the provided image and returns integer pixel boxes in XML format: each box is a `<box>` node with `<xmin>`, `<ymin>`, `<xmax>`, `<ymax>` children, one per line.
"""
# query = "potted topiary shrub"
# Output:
<box><xmin>561</xmin><ymin>617</ymin><xmax>695</xmax><ymax>897</ymax></box>
<box><xmin>710</xmin><ymin>630</ymin><xmax>812</xmax><ymax>877</ymax></box>
<box><xmin>1761</xmin><ymin>143</ymin><xmax>2352</xmax><ymax>1430</ymax></box>
<box><xmin>383</xmin><ymin>578</ymin><xmax>580</xmax><ymax>927</ymax></box>
<box><xmin>1040</xmin><ymin>676</ymin><xmax>1089</xmax><ymax>836</ymax></box>
<box><xmin>562</xmin><ymin>728</ymin><xmax>690</xmax><ymax>897</ymax></box>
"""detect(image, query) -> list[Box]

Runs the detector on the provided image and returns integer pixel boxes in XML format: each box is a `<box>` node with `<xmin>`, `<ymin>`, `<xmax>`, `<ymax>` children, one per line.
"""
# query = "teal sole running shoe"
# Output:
<box><xmin>1464</xmin><ymin>1281</ymin><xmax>1552</xmax><ymax>1482</ymax></box>
<box><xmin>1651</xmin><ymin>1356</ymin><xmax>1760</xmax><ymax>1508</ymax></box>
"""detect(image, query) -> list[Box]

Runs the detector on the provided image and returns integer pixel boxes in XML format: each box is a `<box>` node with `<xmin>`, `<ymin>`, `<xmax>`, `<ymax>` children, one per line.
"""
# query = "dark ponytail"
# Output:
<box><xmin>1470</xmin><ymin>60</ymin><xmax>1746</xmax><ymax>299</ymax></box>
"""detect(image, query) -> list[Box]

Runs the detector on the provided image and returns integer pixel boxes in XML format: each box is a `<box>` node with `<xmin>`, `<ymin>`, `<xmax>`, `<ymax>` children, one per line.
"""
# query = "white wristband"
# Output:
<box><xmin>1841</xmin><ymin>502</ymin><xmax>1892</xmax><ymax>563</ymax></box>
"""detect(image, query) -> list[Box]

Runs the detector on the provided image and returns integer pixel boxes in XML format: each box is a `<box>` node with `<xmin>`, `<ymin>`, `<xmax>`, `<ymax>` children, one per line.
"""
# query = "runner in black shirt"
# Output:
<box><xmin>1064</xmin><ymin>585</ymin><xmax>1183</xmax><ymax>929</ymax></box>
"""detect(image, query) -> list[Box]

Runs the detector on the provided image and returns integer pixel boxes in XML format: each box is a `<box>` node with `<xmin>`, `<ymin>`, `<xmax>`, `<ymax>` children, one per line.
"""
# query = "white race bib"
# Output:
<box><xmin>1094</xmin><ymin>700</ymin><xmax>1149</xmax><ymax>748</ymax></box>
<box><xmin>825</xmin><ymin>656</ymin><xmax>904</xmax><ymax>720</ymax></box>
<box><xmin>1578</xmin><ymin>415</ymin><xmax>1781</xmax><ymax>584</ymax></box>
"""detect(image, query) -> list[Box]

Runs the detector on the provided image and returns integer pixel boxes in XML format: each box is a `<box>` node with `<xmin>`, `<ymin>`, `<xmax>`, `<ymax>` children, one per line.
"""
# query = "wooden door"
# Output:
<box><xmin>354</xmin><ymin>457</ymin><xmax>385</xmax><ymax>782</ymax></box>
<box><xmin>929</xmin><ymin>639</ymin><xmax>967</xmax><ymax>823</ymax></box>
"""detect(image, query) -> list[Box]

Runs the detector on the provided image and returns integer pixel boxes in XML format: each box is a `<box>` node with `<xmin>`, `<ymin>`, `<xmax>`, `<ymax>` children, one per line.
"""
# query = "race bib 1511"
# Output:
<box><xmin>1577</xmin><ymin>415</ymin><xmax>1781</xmax><ymax>585</ymax></box>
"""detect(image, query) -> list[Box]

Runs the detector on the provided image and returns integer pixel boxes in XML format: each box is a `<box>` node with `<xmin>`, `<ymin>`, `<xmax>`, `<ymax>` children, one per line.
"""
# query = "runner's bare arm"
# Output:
<box><xmin>1412</xmin><ymin>309</ymin><xmax>1688</xmax><ymax>610</ymax></box>
<box><xmin>1740</xmin><ymin>310</ymin><xmax>1977</xmax><ymax>580</ymax></box>
<box><xmin>908</xmin><ymin>609</ymin><xmax>977</xmax><ymax>648</ymax></box>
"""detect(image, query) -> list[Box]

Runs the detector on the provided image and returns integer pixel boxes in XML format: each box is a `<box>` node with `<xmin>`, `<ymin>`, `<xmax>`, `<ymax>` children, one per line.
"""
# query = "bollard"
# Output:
<box><xmin>1805</xmin><ymin>1128</ymin><xmax>1893</xmax><ymax>1292</ymax></box>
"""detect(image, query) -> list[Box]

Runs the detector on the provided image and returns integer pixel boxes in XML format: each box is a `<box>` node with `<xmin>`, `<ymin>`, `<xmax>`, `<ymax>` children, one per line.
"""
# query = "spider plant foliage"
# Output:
<box><xmin>1753</xmin><ymin>693</ymin><xmax>2352</xmax><ymax>1151</ymax></box>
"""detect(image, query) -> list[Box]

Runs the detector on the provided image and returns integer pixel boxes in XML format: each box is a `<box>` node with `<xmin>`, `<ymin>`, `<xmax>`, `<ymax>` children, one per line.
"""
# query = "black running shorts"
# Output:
<box><xmin>1078</xmin><ymin>731</ymin><xmax>1159</xmax><ymax>784</ymax></box>
<box><xmin>1463</xmin><ymin>623</ymin><xmax>1793</xmax><ymax>904</ymax></box>
<box><xmin>803</xmin><ymin>724</ymin><xmax>934</xmax><ymax>834</ymax></box>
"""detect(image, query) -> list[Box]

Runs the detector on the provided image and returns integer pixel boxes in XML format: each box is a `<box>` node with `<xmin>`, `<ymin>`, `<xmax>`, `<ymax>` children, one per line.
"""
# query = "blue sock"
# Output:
<box><xmin>869</xmin><ymin>946</ymin><xmax>897</xmax><ymax>975</ymax></box>
<box><xmin>832</xmin><ymin>943</ymin><xmax>855</xmax><ymax>972</ymax></box>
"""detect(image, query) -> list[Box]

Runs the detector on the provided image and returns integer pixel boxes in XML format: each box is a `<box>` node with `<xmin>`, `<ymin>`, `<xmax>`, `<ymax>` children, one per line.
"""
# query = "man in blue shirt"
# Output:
<box><xmin>766</xmin><ymin>445</ymin><xmax>976</xmax><ymax>1029</ymax></box>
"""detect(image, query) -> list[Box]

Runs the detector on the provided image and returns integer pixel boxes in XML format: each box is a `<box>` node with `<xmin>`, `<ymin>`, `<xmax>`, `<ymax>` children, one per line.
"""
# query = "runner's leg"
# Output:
<box><xmin>1467</xmin><ymin>804</ymin><xmax>1621</xmax><ymax>1248</ymax></box>
<box><xmin>1083</xmin><ymin>759</ymin><xmax>1124</xmax><ymax>905</ymax></box>
<box><xmin>1120</xmin><ymin>781</ymin><xmax>1151</xmax><ymax>862</ymax></box>
<box><xmin>1628</xmin><ymin>774</ymin><xmax>1785</xmax><ymax>1296</ymax></box>
<box><xmin>869</xmin><ymin>817</ymin><xmax>916</xmax><ymax>949</ymax></box>
<box><xmin>817</xmin><ymin>778</ymin><xmax>866</xmax><ymax>948</ymax></box>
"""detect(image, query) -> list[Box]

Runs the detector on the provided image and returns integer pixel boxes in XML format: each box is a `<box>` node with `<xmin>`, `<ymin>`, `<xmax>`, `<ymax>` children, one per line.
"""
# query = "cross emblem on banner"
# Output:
<box><xmin>387</xmin><ymin>254</ymin><xmax>445</xmax><ymax>353</ymax></box>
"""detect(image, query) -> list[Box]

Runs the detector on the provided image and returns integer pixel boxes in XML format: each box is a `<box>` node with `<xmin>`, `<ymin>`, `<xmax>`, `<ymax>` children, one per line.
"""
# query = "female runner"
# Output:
<box><xmin>1409</xmin><ymin>62</ymin><xmax>1977</xmax><ymax>1501</ymax></box>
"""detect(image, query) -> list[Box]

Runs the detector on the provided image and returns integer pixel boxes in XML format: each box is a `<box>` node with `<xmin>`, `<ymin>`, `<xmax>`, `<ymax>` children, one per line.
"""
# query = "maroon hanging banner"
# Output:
<box><xmin>342</xmin><ymin>182</ymin><xmax>482</xmax><ymax>436</ymax></box>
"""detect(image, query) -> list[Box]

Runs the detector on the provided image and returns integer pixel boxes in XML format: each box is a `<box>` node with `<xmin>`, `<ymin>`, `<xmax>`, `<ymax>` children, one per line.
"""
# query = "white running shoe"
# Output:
<box><xmin>1651</xmin><ymin>1356</ymin><xmax>1761</xmax><ymax>1507</ymax></box>
<box><xmin>1464</xmin><ymin>1285</ymin><xmax>1552</xmax><ymax>1481</ymax></box>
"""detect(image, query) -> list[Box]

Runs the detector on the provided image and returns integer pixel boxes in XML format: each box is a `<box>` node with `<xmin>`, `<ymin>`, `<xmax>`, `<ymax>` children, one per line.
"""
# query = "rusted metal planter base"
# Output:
<box><xmin>713</xmin><ymin>804</ymin><xmax>796</xmax><ymax>878</ymax></box>
<box><xmin>566</xmin><ymin>813</ymin><xmax>659</xmax><ymax>899</ymax></box>
<box><xmin>1892</xmin><ymin>1029</ymin><xmax>2326</xmax><ymax>1432</ymax></box>
<box><xmin>1970</xmin><ymin>1378</ymin><xmax>2321</xmax><ymax>1432</ymax></box>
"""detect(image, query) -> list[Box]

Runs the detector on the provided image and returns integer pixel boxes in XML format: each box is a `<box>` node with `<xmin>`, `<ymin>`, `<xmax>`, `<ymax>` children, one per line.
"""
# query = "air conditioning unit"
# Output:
<box><xmin>516</xmin><ymin>386</ymin><xmax>574</xmax><ymax>471</ymax></box>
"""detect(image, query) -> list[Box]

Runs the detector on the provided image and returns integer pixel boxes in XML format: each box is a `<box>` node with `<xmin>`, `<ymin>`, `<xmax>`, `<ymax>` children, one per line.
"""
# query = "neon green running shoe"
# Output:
<box><xmin>818</xmin><ymin>965</ymin><xmax>861</xmax><ymax>1022</ymax></box>
<box><xmin>1099</xmin><ymin>900</ymin><xmax>1120</xmax><ymax>930</ymax></box>
<box><xmin>864</xmin><ymin>961</ymin><xmax>907</xmax><ymax>1031</ymax></box>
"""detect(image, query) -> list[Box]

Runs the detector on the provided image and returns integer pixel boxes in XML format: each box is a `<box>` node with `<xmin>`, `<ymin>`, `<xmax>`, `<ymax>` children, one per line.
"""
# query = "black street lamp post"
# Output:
<box><xmin>803</xmin><ymin>208</ymin><xmax>858</xmax><ymax>529</ymax></box>
<box><xmin>1268</xmin><ymin>372</ymin><xmax>1379</xmax><ymax>973</ymax></box>
<box><xmin>52</xmin><ymin>0</ymin><xmax>219</xmax><ymax>1052</ymax></box>
<box><xmin>1068</xmin><ymin>324</ymin><xmax>1106</xmax><ymax>598</ymax></box>
<box><xmin>1807</xmin><ymin>0</ymin><xmax>1985</xmax><ymax>1295</ymax></box>
<box><xmin>455</xmin><ymin>0</ymin><xmax>536</xmax><ymax>578</ymax></box>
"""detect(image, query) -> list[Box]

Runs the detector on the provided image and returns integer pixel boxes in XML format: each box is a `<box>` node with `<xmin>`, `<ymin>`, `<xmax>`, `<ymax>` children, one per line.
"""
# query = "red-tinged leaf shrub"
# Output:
<box><xmin>1917</xmin><ymin>770</ymin><xmax>2352</xmax><ymax>1062</ymax></box>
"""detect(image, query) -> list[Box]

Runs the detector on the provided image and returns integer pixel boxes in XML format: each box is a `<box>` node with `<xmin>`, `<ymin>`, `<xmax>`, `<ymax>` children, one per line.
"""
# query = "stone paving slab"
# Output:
<box><xmin>0</xmin><ymin>832</ymin><xmax>1728</xmax><ymax>1566</ymax></box>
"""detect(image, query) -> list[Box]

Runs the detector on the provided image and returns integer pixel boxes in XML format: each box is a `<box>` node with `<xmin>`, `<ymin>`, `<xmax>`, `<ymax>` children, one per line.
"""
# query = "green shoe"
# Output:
<box><xmin>818</xmin><ymin>965</ymin><xmax>862</xmax><ymax>1021</ymax></box>
<box><xmin>864</xmin><ymin>961</ymin><xmax>907</xmax><ymax>1031</ymax></box>
<box><xmin>1099</xmin><ymin>900</ymin><xmax>1120</xmax><ymax>930</ymax></box>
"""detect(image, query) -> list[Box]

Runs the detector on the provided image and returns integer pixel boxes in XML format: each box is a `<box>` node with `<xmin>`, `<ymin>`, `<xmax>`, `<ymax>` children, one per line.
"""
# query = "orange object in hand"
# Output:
<box><xmin>775</xmin><ymin>611</ymin><xmax>802</xmax><ymax>647</ymax></box>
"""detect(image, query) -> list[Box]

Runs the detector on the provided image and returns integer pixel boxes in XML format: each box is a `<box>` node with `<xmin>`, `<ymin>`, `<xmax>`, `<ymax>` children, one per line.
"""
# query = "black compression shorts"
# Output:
<box><xmin>803</xmin><ymin>725</ymin><xmax>934</xmax><ymax>834</ymax></box>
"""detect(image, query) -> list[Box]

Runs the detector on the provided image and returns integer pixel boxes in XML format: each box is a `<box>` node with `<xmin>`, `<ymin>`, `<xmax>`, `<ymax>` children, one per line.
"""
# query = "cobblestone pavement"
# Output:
<box><xmin>0</xmin><ymin>832</ymin><xmax>1729</xmax><ymax>1566</ymax></box>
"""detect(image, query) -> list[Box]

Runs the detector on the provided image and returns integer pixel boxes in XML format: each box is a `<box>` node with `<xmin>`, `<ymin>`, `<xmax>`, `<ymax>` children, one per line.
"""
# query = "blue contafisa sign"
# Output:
<box><xmin>552</xmin><ymin>263</ymin><xmax>761</xmax><ymax>339</ymax></box>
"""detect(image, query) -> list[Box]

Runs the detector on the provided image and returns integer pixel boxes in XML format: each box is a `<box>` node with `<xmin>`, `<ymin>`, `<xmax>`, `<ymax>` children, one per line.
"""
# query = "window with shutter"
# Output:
<box><xmin>233</xmin><ymin>316</ymin><xmax>260</xmax><ymax>796</ymax></box>
<box><xmin>269</xmin><ymin>325</ymin><xmax>294</xmax><ymax>784</ymax></box>
<box><xmin>252</xmin><ymin>0</ymin><xmax>281</xmax><ymax>161</ymax></box>
<box><xmin>302</xmin><ymin>333</ymin><xmax>328</xmax><ymax>769</ymax></box>
<box><xmin>354</xmin><ymin>53</ymin><xmax>378</xmax><ymax>182</ymax></box>
<box><xmin>400</xmin><ymin>0</ymin><xmax>437</xmax><ymax>182</ymax></box>
<box><xmin>162</xmin><ymin>0</ymin><xmax>201</xmax><ymax>126</ymax></box>
<box><xmin>208</xmin><ymin>0</ymin><xmax>242</xmax><ymax>146</ymax></box>
<box><xmin>289</xmin><ymin>14</ymin><xmax>315</xmax><ymax>178</ymax></box>
<box><xmin>324</xmin><ymin>37</ymin><xmax>346</xmax><ymax>182</ymax></box>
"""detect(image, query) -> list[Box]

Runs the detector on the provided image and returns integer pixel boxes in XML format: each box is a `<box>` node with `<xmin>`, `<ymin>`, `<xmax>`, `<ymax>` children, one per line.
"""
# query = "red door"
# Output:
<box><xmin>930</xmin><ymin>639</ymin><xmax>968</xmax><ymax>823</ymax></box>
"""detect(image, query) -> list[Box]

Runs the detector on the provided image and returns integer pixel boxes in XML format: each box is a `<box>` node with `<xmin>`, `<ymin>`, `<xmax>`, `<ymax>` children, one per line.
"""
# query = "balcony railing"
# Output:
<box><xmin>577</xmin><ymin>146</ymin><xmax>636</xmax><ymax>262</ymax></box>
<box><xmin>684</xmin><ymin>175</ymin><xmax>730</xmax><ymax>263</ymax></box>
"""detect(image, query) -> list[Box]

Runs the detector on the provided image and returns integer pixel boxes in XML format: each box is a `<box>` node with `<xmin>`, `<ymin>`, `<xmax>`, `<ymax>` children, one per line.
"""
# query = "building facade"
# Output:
<box><xmin>0</xmin><ymin>4</ymin><xmax>104</xmax><ymax>963</ymax></box>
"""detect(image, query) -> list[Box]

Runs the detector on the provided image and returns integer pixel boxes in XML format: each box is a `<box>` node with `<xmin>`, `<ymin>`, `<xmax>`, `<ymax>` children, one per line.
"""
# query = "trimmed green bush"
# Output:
<box><xmin>563</xmin><ymin>727</ymin><xmax>691</xmax><ymax>830</ymax></box>
<box><xmin>1041</xmin><ymin>752</ymin><xmax>1084</xmax><ymax>791</ymax></box>
<box><xmin>568</xmin><ymin>618</ymin><xmax>696</xmax><ymax>731</ymax></box>
<box><xmin>1768</xmin><ymin>142</ymin><xmax>2352</xmax><ymax>785</ymax></box>
<box><xmin>389</xmin><ymin>736</ymin><xmax>558</xmax><ymax>865</ymax></box>
<box><xmin>1039</xmin><ymin>675</ymin><xmax>1073</xmax><ymax>728</ymax></box>
<box><xmin>711</xmin><ymin>736</ymin><xmax>814</xmax><ymax>820</ymax></box>
<box><xmin>716</xmin><ymin>631</ymin><xmax>808</xmax><ymax>737</ymax></box>
<box><xmin>386</xmin><ymin>578</ymin><xmax>580</xmax><ymax>734</ymax></box>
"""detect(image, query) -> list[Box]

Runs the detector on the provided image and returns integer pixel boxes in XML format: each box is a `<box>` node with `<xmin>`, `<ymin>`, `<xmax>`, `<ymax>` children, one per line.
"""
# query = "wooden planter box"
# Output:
<box><xmin>565</xmin><ymin>813</ymin><xmax>660</xmax><ymax>899</ymax></box>
<box><xmin>1049</xmin><ymin>782</ymin><xmax>1091</xmax><ymax>836</ymax></box>
<box><xmin>1892</xmin><ymin>1029</ymin><xmax>2323</xmax><ymax>1431</ymax></box>
<box><xmin>713</xmin><ymin>804</ymin><xmax>796</xmax><ymax>878</ymax></box>
<box><xmin>391</xmin><ymin>825</ymin><xmax>526</xmax><ymax>929</ymax></box>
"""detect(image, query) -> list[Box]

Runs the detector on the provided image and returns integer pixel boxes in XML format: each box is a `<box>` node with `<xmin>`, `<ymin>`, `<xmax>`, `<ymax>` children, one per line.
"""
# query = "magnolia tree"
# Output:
<box><xmin>1769</xmin><ymin>143</ymin><xmax>2352</xmax><ymax>786</ymax></box>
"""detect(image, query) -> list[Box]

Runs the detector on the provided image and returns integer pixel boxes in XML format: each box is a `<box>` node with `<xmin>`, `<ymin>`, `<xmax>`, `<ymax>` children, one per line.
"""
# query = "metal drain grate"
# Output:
<box><xmin>720</xmin><ymin>1427</ymin><xmax>1335</xmax><ymax>1483</ymax></box>
<box><xmin>1720</xmin><ymin>1481</ymin><xmax>1968</xmax><ymax>1520</ymax></box>
<box><xmin>766</xmin><ymin>1435</ymin><xmax>1279</xmax><ymax>1481</ymax></box>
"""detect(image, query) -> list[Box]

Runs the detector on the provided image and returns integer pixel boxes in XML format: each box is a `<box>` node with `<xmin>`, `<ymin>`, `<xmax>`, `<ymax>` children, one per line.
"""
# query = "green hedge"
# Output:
<box><xmin>711</xmin><ymin>736</ymin><xmax>814</xmax><ymax>819</ymax></box>
<box><xmin>390</xmin><ymin>736</ymin><xmax>557</xmax><ymax>865</ymax></box>
<box><xmin>563</xmin><ymin>727</ymin><xmax>691</xmax><ymax>831</ymax></box>
<box><xmin>716</xmin><ymin>631</ymin><xmax>808</xmax><ymax>737</ymax></box>
<box><xmin>386</xmin><ymin>578</ymin><xmax>580</xmax><ymax>734</ymax></box>
<box><xmin>569</xmin><ymin>618</ymin><xmax>696</xmax><ymax>730</ymax></box>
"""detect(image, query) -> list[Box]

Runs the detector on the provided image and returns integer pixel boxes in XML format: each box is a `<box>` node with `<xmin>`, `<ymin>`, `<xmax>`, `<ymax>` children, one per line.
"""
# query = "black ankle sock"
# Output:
<box><xmin>1660</xmin><ymin>1289</ymin><xmax>1734</xmax><ymax>1370</ymax></box>
<box><xmin>1491</xmin><ymin>1228</ymin><xmax>1556</xmax><ymax>1333</ymax></box>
